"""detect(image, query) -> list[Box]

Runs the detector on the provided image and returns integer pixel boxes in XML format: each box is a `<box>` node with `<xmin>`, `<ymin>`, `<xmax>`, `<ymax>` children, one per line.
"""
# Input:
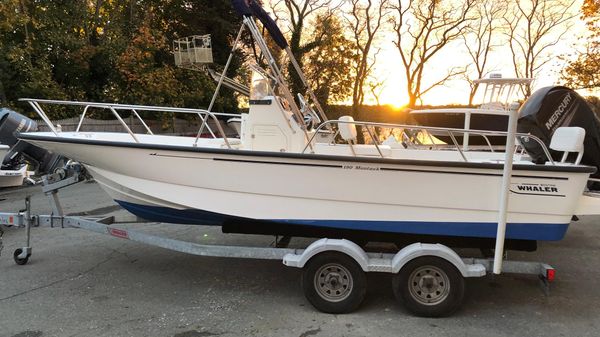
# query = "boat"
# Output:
<box><xmin>409</xmin><ymin>74</ymin><xmax>533</xmax><ymax>147</ymax></box>
<box><xmin>0</xmin><ymin>165</ymin><xmax>28</xmax><ymax>188</ymax></box>
<box><xmin>0</xmin><ymin>108</ymin><xmax>35</xmax><ymax>188</ymax></box>
<box><xmin>0</xmin><ymin>144</ymin><xmax>29</xmax><ymax>188</ymax></box>
<box><xmin>0</xmin><ymin>108</ymin><xmax>65</xmax><ymax>187</ymax></box>
<box><xmin>0</xmin><ymin>144</ymin><xmax>8</xmax><ymax>159</ymax></box>
<box><xmin>227</xmin><ymin>115</ymin><xmax>335</xmax><ymax>143</ymax></box>
<box><xmin>13</xmin><ymin>0</ymin><xmax>600</xmax><ymax>251</ymax></box>
<box><xmin>226</xmin><ymin>117</ymin><xmax>243</xmax><ymax>136</ymax></box>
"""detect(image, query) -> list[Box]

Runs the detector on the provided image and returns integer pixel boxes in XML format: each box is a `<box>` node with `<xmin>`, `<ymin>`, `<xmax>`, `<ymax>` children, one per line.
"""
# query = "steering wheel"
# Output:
<box><xmin>297</xmin><ymin>94</ymin><xmax>321</xmax><ymax>129</ymax></box>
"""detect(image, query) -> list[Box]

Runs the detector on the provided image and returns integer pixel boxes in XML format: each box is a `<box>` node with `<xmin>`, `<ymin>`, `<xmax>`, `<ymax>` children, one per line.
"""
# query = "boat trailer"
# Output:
<box><xmin>0</xmin><ymin>167</ymin><xmax>555</xmax><ymax>317</ymax></box>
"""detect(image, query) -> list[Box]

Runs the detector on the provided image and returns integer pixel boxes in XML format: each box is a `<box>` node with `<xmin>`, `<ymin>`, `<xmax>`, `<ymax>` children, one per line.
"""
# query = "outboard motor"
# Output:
<box><xmin>517</xmin><ymin>86</ymin><xmax>600</xmax><ymax>183</ymax></box>
<box><xmin>0</xmin><ymin>108</ymin><xmax>63</xmax><ymax>174</ymax></box>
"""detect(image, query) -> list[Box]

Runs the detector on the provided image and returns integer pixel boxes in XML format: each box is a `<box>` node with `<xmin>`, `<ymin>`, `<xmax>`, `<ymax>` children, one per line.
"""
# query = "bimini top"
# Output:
<box><xmin>231</xmin><ymin>0</ymin><xmax>289</xmax><ymax>50</ymax></box>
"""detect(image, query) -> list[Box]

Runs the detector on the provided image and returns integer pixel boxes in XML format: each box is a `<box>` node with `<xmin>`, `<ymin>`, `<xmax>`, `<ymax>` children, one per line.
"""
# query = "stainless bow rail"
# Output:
<box><xmin>19</xmin><ymin>98</ymin><xmax>239</xmax><ymax>149</ymax></box>
<box><xmin>304</xmin><ymin>119</ymin><xmax>556</xmax><ymax>165</ymax></box>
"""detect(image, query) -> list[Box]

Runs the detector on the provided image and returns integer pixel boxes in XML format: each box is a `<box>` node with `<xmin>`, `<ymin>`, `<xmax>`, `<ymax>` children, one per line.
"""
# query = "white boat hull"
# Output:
<box><xmin>19</xmin><ymin>132</ymin><xmax>594</xmax><ymax>242</ymax></box>
<box><xmin>0</xmin><ymin>144</ymin><xmax>9</xmax><ymax>159</ymax></box>
<box><xmin>0</xmin><ymin>165</ymin><xmax>27</xmax><ymax>188</ymax></box>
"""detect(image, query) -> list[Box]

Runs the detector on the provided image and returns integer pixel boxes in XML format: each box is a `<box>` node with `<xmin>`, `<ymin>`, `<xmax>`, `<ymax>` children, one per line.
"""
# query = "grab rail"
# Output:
<box><xmin>18</xmin><ymin>98</ymin><xmax>238</xmax><ymax>148</ymax></box>
<box><xmin>303</xmin><ymin>119</ymin><xmax>555</xmax><ymax>165</ymax></box>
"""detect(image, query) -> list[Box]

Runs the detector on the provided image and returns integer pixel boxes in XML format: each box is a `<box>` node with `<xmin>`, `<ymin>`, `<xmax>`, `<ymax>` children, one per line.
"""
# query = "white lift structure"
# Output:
<box><xmin>173</xmin><ymin>35</ymin><xmax>213</xmax><ymax>70</ymax></box>
<box><xmin>0</xmin><ymin>161</ymin><xmax>555</xmax><ymax>318</ymax></box>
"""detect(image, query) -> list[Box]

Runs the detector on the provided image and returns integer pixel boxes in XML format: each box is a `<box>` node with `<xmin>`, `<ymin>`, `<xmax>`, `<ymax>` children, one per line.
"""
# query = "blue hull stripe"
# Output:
<box><xmin>115</xmin><ymin>200</ymin><xmax>569</xmax><ymax>241</ymax></box>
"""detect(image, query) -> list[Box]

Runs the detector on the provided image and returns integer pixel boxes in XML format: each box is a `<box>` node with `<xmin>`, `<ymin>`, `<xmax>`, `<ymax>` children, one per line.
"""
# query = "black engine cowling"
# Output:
<box><xmin>0</xmin><ymin>108</ymin><xmax>63</xmax><ymax>174</ymax></box>
<box><xmin>517</xmin><ymin>86</ymin><xmax>600</xmax><ymax>181</ymax></box>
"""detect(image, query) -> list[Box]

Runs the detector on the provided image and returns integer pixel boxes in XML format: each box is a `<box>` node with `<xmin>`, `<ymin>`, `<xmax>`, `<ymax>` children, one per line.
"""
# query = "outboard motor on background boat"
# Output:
<box><xmin>0</xmin><ymin>108</ymin><xmax>63</xmax><ymax>174</ymax></box>
<box><xmin>517</xmin><ymin>86</ymin><xmax>600</xmax><ymax>187</ymax></box>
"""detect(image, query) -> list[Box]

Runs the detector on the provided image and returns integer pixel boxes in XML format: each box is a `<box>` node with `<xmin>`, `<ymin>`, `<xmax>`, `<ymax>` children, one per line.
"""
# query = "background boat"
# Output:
<box><xmin>410</xmin><ymin>75</ymin><xmax>532</xmax><ymax>147</ymax></box>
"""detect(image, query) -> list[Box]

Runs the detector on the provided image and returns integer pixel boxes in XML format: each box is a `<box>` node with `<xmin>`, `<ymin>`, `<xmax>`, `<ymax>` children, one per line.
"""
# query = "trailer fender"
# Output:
<box><xmin>283</xmin><ymin>238</ymin><xmax>369</xmax><ymax>271</ymax></box>
<box><xmin>391</xmin><ymin>243</ymin><xmax>485</xmax><ymax>277</ymax></box>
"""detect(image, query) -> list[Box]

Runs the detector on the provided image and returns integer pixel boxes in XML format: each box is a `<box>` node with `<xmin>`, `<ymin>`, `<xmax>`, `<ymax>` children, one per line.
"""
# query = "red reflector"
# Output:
<box><xmin>546</xmin><ymin>268</ymin><xmax>556</xmax><ymax>282</ymax></box>
<box><xmin>109</xmin><ymin>228</ymin><xmax>129</xmax><ymax>239</ymax></box>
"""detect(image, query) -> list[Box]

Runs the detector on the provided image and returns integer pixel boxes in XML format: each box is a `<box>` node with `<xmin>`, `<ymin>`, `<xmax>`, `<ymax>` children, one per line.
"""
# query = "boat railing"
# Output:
<box><xmin>305</xmin><ymin>119</ymin><xmax>556</xmax><ymax>165</ymax></box>
<box><xmin>410</xmin><ymin>108</ymin><xmax>510</xmax><ymax>151</ymax></box>
<box><xmin>18</xmin><ymin>98</ymin><xmax>238</xmax><ymax>149</ymax></box>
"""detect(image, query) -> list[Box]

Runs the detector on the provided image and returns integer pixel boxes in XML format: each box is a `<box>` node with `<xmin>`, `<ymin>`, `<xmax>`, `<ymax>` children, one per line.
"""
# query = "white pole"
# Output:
<box><xmin>463</xmin><ymin>112</ymin><xmax>471</xmax><ymax>151</ymax></box>
<box><xmin>493</xmin><ymin>102</ymin><xmax>520</xmax><ymax>274</ymax></box>
<box><xmin>207</xmin><ymin>24</ymin><xmax>245</xmax><ymax>112</ymax></box>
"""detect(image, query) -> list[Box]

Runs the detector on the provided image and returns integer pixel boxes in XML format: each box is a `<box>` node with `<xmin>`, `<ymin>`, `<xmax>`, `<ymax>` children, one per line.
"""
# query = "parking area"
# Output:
<box><xmin>1</xmin><ymin>182</ymin><xmax>600</xmax><ymax>337</ymax></box>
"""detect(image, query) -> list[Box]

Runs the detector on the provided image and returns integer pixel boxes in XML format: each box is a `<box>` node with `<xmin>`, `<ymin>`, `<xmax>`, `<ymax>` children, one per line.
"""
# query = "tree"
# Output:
<box><xmin>113</xmin><ymin>15</ymin><xmax>218</xmax><ymax>109</ymax></box>
<box><xmin>0</xmin><ymin>0</ymin><xmax>243</xmax><ymax>117</ymax></box>
<box><xmin>587</xmin><ymin>96</ymin><xmax>600</xmax><ymax>116</ymax></box>
<box><xmin>504</xmin><ymin>0</ymin><xmax>577</xmax><ymax>97</ymax></box>
<box><xmin>391</xmin><ymin>0</ymin><xmax>477</xmax><ymax>108</ymax></box>
<box><xmin>0</xmin><ymin>0</ymin><xmax>82</xmax><ymax>117</ymax></box>
<box><xmin>562</xmin><ymin>0</ymin><xmax>600</xmax><ymax>90</ymax></box>
<box><xmin>114</xmin><ymin>21</ymin><xmax>180</xmax><ymax>106</ymax></box>
<box><xmin>304</xmin><ymin>14</ymin><xmax>355</xmax><ymax>106</ymax></box>
<box><xmin>0</xmin><ymin>80</ymin><xmax>6</xmax><ymax>105</ymax></box>
<box><xmin>0</xmin><ymin>0</ymin><xmax>23</xmax><ymax>106</ymax></box>
<box><xmin>462</xmin><ymin>1</ymin><xmax>506</xmax><ymax>105</ymax></box>
<box><xmin>368</xmin><ymin>70</ymin><xmax>386</xmax><ymax>106</ymax></box>
<box><xmin>347</xmin><ymin>0</ymin><xmax>389</xmax><ymax>115</ymax></box>
<box><xmin>271</xmin><ymin>0</ymin><xmax>337</xmax><ymax>97</ymax></box>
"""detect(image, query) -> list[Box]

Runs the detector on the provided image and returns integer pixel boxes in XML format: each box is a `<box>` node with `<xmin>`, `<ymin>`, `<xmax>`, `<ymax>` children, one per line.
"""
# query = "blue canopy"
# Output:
<box><xmin>231</xmin><ymin>0</ymin><xmax>252</xmax><ymax>17</ymax></box>
<box><xmin>231</xmin><ymin>0</ymin><xmax>289</xmax><ymax>50</ymax></box>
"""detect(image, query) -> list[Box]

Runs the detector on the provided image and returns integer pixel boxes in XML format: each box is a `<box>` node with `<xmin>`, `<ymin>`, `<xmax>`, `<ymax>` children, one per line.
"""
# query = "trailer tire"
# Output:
<box><xmin>13</xmin><ymin>248</ymin><xmax>30</xmax><ymax>265</ymax></box>
<box><xmin>301</xmin><ymin>252</ymin><xmax>366</xmax><ymax>314</ymax></box>
<box><xmin>392</xmin><ymin>256</ymin><xmax>464</xmax><ymax>317</ymax></box>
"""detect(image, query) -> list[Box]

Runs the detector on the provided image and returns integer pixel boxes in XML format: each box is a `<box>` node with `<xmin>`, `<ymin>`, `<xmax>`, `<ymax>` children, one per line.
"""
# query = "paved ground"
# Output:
<box><xmin>1</xmin><ymin>182</ymin><xmax>600</xmax><ymax>337</ymax></box>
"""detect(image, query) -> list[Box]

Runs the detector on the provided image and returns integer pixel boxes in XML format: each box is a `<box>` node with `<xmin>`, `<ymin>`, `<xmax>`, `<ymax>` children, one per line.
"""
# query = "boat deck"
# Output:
<box><xmin>25</xmin><ymin>131</ymin><xmax>538</xmax><ymax>165</ymax></box>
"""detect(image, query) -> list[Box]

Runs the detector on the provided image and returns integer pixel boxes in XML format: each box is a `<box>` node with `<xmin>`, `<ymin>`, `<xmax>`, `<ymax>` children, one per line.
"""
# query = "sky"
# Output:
<box><xmin>360</xmin><ymin>1</ymin><xmax>590</xmax><ymax>107</ymax></box>
<box><xmin>369</xmin><ymin>32</ymin><xmax>580</xmax><ymax>107</ymax></box>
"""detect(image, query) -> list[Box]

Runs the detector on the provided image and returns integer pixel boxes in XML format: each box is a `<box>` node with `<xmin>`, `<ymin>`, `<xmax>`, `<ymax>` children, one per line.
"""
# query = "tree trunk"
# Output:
<box><xmin>468</xmin><ymin>83</ymin><xmax>479</xmax><ymax>106</ymax></box>
<box><xmin>288</xmin><ymin>26</ymin><xmax>305</xmax><ymax>99</ymax></box>
<box><xmin>19</xmin><ymin>0</ymin><xmax>33</xmax><ymax>67</ymax></box>
<box><xmin>0</xmin><ymin>79</ymin><xmax>7</xmax><ymax>106</ymax></box>
<box><xmin>90</xmin><ymin>0</ymin><xmax>104</xmax><ymax>46</ymax></box>
<box><xmin>127</xmin><ymin>0</ymin><xmax>136</xmax><ymax>37</ymax></box>
<box><xmin>351</xmin><ymin>102</ymin><xmax>359</xmax><ymax>118</ymax></box>
<box><xmin>524</xmin><ymin>85</ymin><xmax>532</xmax><ymax>99</ymax></box>
<box><xmin>407</xmin><ymin>93</ymin><xmax>418</xmax><ymax>109</ymax></box>
<box><xmin>351</xmin><ymin>104</ymin><xmax>365</xmax><ymax>144</ymax></box>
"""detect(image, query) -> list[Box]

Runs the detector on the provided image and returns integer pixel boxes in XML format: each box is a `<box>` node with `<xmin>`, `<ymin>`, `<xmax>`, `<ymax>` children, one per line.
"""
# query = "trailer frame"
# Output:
<box><xmin>0</xmin><ymin>178</ymin><xmax>556</xmax><ymax>316</ymax></box>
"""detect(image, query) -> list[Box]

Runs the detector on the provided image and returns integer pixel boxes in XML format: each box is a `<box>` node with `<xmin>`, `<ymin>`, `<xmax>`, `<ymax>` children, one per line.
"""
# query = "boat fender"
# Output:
<box><xmin>391</xmin><ymin>243</ymin><xmax>485</xmax><ymax>277</ymax></box>
<box><xmin>282</xmin><ymin>238</ymin><xmax>369</xmax><ymax>271</ymax></box>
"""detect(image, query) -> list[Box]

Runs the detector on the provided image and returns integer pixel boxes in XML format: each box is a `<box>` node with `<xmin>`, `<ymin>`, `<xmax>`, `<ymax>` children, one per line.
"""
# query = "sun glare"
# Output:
<box><xmin>389</xmin><ymin>101</ymin><xmax>408</xmax><ymax>110</ymax></box>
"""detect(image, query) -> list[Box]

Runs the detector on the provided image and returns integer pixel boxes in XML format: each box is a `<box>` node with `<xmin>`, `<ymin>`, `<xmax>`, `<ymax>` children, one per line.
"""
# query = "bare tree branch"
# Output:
<box><xmin>347</xmin><ymin>0</ymin><xmax>389</xmax><ymax>115</ymax></box>
<box><xmin>462</xmin><ymin>1</ymin><xmax>506</xmax><ymax>105</ymax></box>
<box><xmin>391</xmin><ymin>0</ymin><xmax>478</xmax><ymax>107</ymax></box>
<box><xmin>504</xmin><ymin>0</ymin><xmax>577</xmax><ymax>97</ymax></box>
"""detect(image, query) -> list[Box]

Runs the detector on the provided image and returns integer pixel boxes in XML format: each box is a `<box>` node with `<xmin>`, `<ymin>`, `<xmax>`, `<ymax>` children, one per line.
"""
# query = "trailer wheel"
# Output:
<box><xmin>13</xmin><ymin>248</ymin><xmax>30</xmax><ymax>265</ymax></box>
<box><xmin>301</xmin><ymin>252</ymin><xmax>366</xmax><ymax>314</ymax></box>
<box><xmin>392</xmin><ymin>256</ymin><xmax>464</xmax><ymax>317</ymax></box>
